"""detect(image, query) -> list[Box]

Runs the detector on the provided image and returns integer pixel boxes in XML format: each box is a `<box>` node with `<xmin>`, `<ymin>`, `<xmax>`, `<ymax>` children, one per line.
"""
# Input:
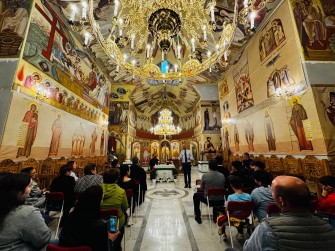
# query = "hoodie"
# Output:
<box><xmin>101</xmin><ymin>183</ymin><xmax>129</xmax><ymax>229</ymax></box>
<box><xmin>251</xmin><ymin>185</ymin><xmax>274</xmax><ymax>221</ymax></box>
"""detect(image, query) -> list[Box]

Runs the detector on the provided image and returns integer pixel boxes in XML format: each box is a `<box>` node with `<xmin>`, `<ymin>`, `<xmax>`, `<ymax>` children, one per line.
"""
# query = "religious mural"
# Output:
<box><xmin>150</xmin><ymin>141</ymin><xmax>160</xmax><ymax>159</ymax></box>
<box><xmin>219</xmin><ymin>0</ymin><xmax>326</xmax><ymax>155</ymax></box>
<box><xmin>22</xmin><ymin>0</ymin><xmax>111</xmax><ymax>110</ymax></box>
<box><xmin>171</xmin><ymin>141</ymin><xmax>180</xmax><ymax>159</ymax></box>
<box><xmin>290</xmin><ymin>0</ymin><xmax>335</xmax><ymax>61</ymax></box>
<box><xmin>132</xmin><ymin>142</ymin><xmax>141</xmax><ymax>159</ymax></box>
<box><xmin>15</xmin><ymin>61</ymin><xmax>108</xmax><ymax>126</ymax></box>
<box><xmin>219</xmin><ymin>79</ymin><xmax>229</xmax><ymax>100</ymax></box>
<box><xmin>233</xmin><ymin>53</ymin><xmax>254</xmax><ymax>113</ymax></box>
<box><xmin>109</xmin><ymin>102</ymin><xmax>129</xmax><ymax>133</ymax></box>
<box><xmin>201</xmin><ymin>102</ymin><xmax>222</xmax><ymax>131</ymax></box>
<box><xmin>110</xmin><ymin>85</ymin><xmax>135</xmax><ymax>101</ymax></box>
<box><xmin>0</xmin><ymin>0</ymin><xmax>32</xmax><ymax>57</ymax></box>
<box><xmin>0</xmin><ymin>92</ymin><xmax>107</xmax><ymax>160</ymax></box>
<box><xmin>107</xmin><ymin>131</ymin><xmax>126</xmax><ymax>156</ymax></box>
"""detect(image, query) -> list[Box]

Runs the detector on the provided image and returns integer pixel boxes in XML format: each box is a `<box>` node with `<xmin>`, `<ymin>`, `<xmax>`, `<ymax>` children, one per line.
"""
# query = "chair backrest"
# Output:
<box><xmin>266</xmin><ymin>203</ymin><xmax>281</xmax><ymax>216</ymax></box>
<box><xmin>126</xmin><ymin>189</ymin><xmax>133</xmax><ymax>198</ymax></box>
<box><xmin>45</xmin><ymin>192</ymin><xmax>64</xmax><ymax>212</ymax></box>
<box><xmin>100</xmin><ymin>208</ymin><xmax>118</xmax><ymax>220</ymax></box>
<box><xmin>310</xmin><ymin>199</ymin><xmax>318</xmax><ymax>213</ymax></box>
<box><xmin>227</xmin><ymin>200</ymin><xmax>253</xmax><ymax>219</ymax></box>
<box><xmin>134</xmin><ymin>179</ymin><xmax>141</xmax><ymax>185</ymax></box>
<box><xmin>195</xmin><ymin>179</ymin><xmax>201</xmax><ymax>186</ymax></box>
<box><xmin>46</xmin><ymin>244</ymin><xmax>92</xmax><ymax>251</ymax></box>
<box><xmin>207</xmin><ymin>187</ymin><xmax>226</xmax><ymax>197</ymax></box>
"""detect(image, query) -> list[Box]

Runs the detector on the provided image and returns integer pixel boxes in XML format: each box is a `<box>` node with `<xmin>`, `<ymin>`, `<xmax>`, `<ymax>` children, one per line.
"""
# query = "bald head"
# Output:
<box><xmin>272</xmin><ymin>176</ymin><xmax>311</xmax><ymax>212</ymax></box>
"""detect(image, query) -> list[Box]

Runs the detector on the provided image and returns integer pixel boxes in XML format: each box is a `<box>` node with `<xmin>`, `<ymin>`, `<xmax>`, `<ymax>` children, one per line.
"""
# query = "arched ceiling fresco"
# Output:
<box><xmin>51</xmin><ymin>0</ymin><xmax>282</xmax><ymax>116</ymax></box>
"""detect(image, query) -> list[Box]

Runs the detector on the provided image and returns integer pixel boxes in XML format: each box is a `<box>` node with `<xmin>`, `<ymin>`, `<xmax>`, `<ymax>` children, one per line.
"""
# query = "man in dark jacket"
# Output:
<box><xmin>50</xmin><ymin>164</ymin><xmax>76</xmax><ymax>225</ymax></box>
<box><xmin>244</xmin><ymin>175</ymin><xmax>335</xmax><ymax>250</ymax></box>
<box><xmin>129</xmin><ymin>157</ymin><xmax>147</xmax><ymax>204</ymax></box>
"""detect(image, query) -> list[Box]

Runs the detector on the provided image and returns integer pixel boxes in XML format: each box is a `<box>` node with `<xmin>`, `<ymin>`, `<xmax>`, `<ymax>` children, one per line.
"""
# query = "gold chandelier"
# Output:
<box><xmin>87</xmin><ymin>0</ymin><xmax>238</xmax><ymax>80</ymax></box>
<box><xmin>150</xmin><ymin>108</ymin><xmax>181</xmax><ymax>135</ymax></box>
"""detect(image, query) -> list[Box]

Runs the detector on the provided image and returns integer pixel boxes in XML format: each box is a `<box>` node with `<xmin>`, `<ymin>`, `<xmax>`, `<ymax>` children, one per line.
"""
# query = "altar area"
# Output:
<box><xmin>154</xmin><ymin>164</ymin><xmax>178</xmax><ymax>182</ymax></box>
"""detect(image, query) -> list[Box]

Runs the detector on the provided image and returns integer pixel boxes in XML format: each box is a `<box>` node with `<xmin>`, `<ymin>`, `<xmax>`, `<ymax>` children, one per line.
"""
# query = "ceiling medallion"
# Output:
<box><xmin>87</xmin><ymin>0</ymin><xmax>237</xmax><ymax>80</ymax></box>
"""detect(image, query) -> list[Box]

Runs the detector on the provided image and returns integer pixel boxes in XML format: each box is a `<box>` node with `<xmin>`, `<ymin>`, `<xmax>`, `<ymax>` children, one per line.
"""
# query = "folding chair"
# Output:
<box><xmin>126</xmin><ymin>189</ymin><xmax>134</xmax><ymax>235</ymax></box>
<box><xmin>134</xmin><ymin>179</ymin><xmax>141</xmax><ymax>212</ymax></box>
<box><xmin>266</xmin><ymin>203</ymin><xmax>281</xmax><ymax>218</ymax></box>
<box><xmin>46</xmin><ymin>244</ymin><xmax>92</xmax><ymax>251</ymax></box>
<box><xmin>226</xmin><ymin>200</ymin><xmax>254</xmax><ymax>248</ymax></box>
<box><xmin>206</xmin><ymin>188</ymin><xmax>226</xmax><ymax>234</ymax></box>
<box><xmin>45</xmin><ymin>192</ymin><xmax>64</xmax><ymax>239</ymax></box>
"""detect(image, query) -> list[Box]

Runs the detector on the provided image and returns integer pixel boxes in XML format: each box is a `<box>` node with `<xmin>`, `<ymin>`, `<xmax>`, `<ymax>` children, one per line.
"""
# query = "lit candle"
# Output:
<box><xmin>70</xmin><ymin>5</ymin><xmax>77</xmax><ymax>21</ymax></box>
<box><xmin>209</xmin><ymin>67</ymin><xmax>212</xmax><ymax>73</ymax></box>
<box><xmin>250</xmin><ymin>12</ymin><xmax>256</xmax><ymax>29</ymax></box>
<box><xmin>116</xmin><ymin>65</ymin><xmax>120</xmax><ymax>72</ymax></box>
<box><xmin>119</xmin><ymin>28</ymin><xmax>122</xmax><ymax>37</ymax></box>
<box><xmin>131</xmin><ymin>34</ymin><xmax>135</xmax><ymax>50</ymax></box>
<box><xmin>114</xmin><ymin>0</ymin><xmax>119</xmax><ymax>17</ymax></box>
<box><xmin>177</xmin><ymin>45</ymin><xmax>181</xmax><ymax>59</ymax></box>
<box><xmin>84</xmin><ymin>33</ymin><xmax>90</xmax><ymax>45</ymax></box>
<box><xmin>202</xmin><ymin>26</ymin><xmax>207</xmax><ymax>42</ymax></box>
<box><xmin>162</xmin><ymin>50</ymin><xmax>165</xmax><ymax>61</ymax></box>
<box><xmin>146</xmin><ymin>44</ymin><xmax>151</xmax><ymax>59</ymax></box>
<box><xmin>210</xmin><ymin>6</ymin><xmax>215</xmax><ymax>22</ymax></box>
<box><xmin>174</xmin><ymin>64</ymin><xmax>178</xmax><ymax>72</ymax></box>
<box><xmin>191</xmin><ymin>37</ymin><xmax>195</xmax><ymax>52</ymax></box>
<box><xmin>207</xmin><ymin>51</ymin><xmax>211</xmax><ymax>57</ymax></box>
<box><xmin>224</xmin><ymin>51</ymin><xmax>228</xmax><ymax>61</ymax></box>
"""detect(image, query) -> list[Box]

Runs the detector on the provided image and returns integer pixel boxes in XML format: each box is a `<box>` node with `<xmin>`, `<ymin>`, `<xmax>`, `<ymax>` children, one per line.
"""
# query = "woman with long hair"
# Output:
<box><xmin>59</xmin><ymin>185</ymin><xmax>119</xmax><ymax>250</ymax></box>
<box><xmin>117</xmin><ymin>164</ymin><xmax>138</xmax><ymax>213</ymax></box>
<box><xmin>0</xmin><ymin>173</ymin><xmax>51</xmax><ymax>250</ymax></box>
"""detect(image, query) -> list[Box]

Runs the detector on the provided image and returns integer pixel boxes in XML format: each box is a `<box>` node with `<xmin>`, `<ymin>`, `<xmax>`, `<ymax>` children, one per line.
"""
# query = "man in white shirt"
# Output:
<box><xmin>179</xmin><ymin>144</ymin><xmax>193</xmax><ymax>188</ymax></box>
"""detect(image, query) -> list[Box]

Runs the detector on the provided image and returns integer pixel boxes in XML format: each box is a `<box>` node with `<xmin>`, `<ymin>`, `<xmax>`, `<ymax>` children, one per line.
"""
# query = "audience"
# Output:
<box><xmin>101</xmin><ymin>168</ymin><xmax>129</xmax><ymax>251</ymax></box>
<box><xmin>75</xmin><ymin>163</ymin><xmax>103</xmax><ymax>194</ymax></box>
<box><xmin>242</xmin><ymin>152</ymin><xmax>252</xmax><ymax>169</ymax></box>
<box><xmin>111</xmin><ymin>159</ymin><xmax>120</xmax><ymax>169</ymax></box>
<box><xmin>244</xmin><ymin>175</ymin><xmax>335</xmax><ymax>250</ymax></box>
<box><xmin>250</xmin><ymin>170</ymin><xmax>274</xmax><ymax>221</ymax></box>
<box><xmin>149</xmin><ymin>154</ymin><xmax>159</xmax><ymax>180</ymax></box>
<box><xmin>225</xmin><ymin>161</ymin><xmax>250</xmax><ymax>195</ymax></box>
<box><xmin>251</xmin><ymin>161</ymin><xmax>266</xmax><ymax>171</ymax></box>
<box><xmin>129</xmin><ymin>157</ymin><xmax>147</xmax><ymax>204</ymax></box>
<box><xmin>59</xmin><ymin>185</ymin><xmax>119</xmax><ymax>251</ymax></box>
<box><xmin>50</xmin><ymin>164</ymin><xmax>76</xmax><ymax>225</ymax></box>
<box><xmin>193</xmin><ymin>159</ymin><xmax>226</xmax><ymax>224</ymax></box>
<box><xmin>225</xmin><ymin>176</ymin><xmax>252</xmax><ymax>240</ymax></box>
<box><xmin>20</xmin><ymin>167</ymin><xmax>47</xmax><ymax>207</ymax></box>
<box><xmin>67</xmin><ymin>161</ymin><xmax>79</xmax><ymax>181</ymax></box>
<box><xmin>117</xmin><ymin>164</ymin><xmax>138</xmax><ymax>213</ymax></box>
<box><xmin>317</xmin><ymin>175</ymin><xmax>335</xmax><ymax>227</ymax></box>
<box><xmin>0</xmin><ymin>173</ymin><xmax>51</xmax><ymax>250</ymax></box>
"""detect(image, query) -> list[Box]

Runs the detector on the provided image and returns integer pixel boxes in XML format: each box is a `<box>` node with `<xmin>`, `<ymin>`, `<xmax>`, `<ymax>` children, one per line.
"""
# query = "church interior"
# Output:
<box><xmin>0</xmin><ymin>0</ymin><xmax>335</xmax><ymax>250</ymax></box>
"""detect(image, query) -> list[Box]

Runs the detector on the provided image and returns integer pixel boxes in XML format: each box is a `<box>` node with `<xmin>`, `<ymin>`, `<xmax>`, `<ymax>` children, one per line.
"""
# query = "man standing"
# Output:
<box><xmin>180</xmin><ymin>144</ymin><xmax>193</xmax><ymax>188</ymax></box>
<box><xmin>149</xmin><ymin>153</ymin><xmax>159</xmax><ymax>180</ymax></box>
<box><xmin>193</xmin><ymin>160</ymin><xmax>225</xmax><ymax>224</ymax></box>
<box><xmin>244</xmin><ymin>176</ymin><xmax>335</xmax><ymax>250</ymax></box>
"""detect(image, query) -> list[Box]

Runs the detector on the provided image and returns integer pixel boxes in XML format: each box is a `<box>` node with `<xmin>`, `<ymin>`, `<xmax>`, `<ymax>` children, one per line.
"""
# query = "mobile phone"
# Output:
<box><xmin>109</xmin><ymin>216</ymin><xmax>118</xmax><ymax>233</ymax></box>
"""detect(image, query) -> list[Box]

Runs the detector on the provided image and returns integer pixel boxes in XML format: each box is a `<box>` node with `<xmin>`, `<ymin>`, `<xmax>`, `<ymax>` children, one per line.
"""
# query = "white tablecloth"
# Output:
<box><xmin>154</xmin><ymin>165</ymin><xmax>176</xmax><ymax>182</ymax></box>
<box><xmin>198</xmin><ymin>161</ymin><xmax>209</xmax><ymax>173</ymax></box>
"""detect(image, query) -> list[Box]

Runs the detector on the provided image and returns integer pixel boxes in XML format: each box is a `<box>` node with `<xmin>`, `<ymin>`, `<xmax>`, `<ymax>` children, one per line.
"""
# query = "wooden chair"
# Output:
<box><xmin>0</xmin><ymin>159</ymin><xmax>19</xmax><ymax>173</ymax></box>
<box><xmin>19</xmin><ymin>158</ymin><xmax>40</xmax><ymax>173</ymax></box>
<box><xmin>301</xmin><ymin>156</ymin><xmax>331</xmax><ymax>197</ymax></box>
<box><xmin>255</xmin><ymin>155</ymin><xmax>268</xmax><ymax>170</ymax></box>
<box><xmin>283</xmin><ymin>155</ymin><xmax>303</xmax><ymax>176</ymax></box>
<box><xmin>268</xmin><ymin>155</ymin><xmax>284</xmax><ymax>177</ymax></box>
<box><xmin>39</xmin><ymin>158</ymin><xmax>57</xmax><ymax>190</ymax></box>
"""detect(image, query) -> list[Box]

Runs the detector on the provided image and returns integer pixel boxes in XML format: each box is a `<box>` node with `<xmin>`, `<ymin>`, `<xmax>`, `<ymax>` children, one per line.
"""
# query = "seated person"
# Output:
<box><xmin>101</xmin><ymin>168</ymin><xmax>128</xmax><ymax>251</ymax></box>
<box><xmin>317</xmin><ymin>175</ymin><xmax>335</xmax><ymax>227</ymax></box>
<box><xmin>251</xmin><ymin>170</ymin><xmax>274</xmax><ymax>221</ymax></box>
<box><xmin>193</xmin><ymin>160</ymin><xmax>226</xmax><ymax>224</ymax></box>
<box><xmin>244</xmin><ymin>176</ymin><xmax>335</xmax><ymax>250</ymax></box>
<box><xmin>59</xmin><ymin>185</ymin><xmax>119</xmax><ymax>251</ymax></box>
<box><xmin>111</xmin><ymin>159</ymin><xmax>120</xmax><ymax>169</ymax></box>
<box><xmin>50</xmin><ymin>164</ymin><xmax>76</xmax><ymax>225</ymax></box>
<box><xmin>67</xmin><ymin>161</ymin><xmax>79</xmax><ymax>181</ymax></box>
<box><xmin>75</xmin><ymin>163</ymin><xmax>103</xmax><ymax>194</ymax></box>
<box><xmin>0</xmin><ymin>173</ymin><xmax>51</xmax><ymax>250</ymax></box>
<box><xmin>20</xmin><ymin>167</ymin><xmax>47</xmax><ymax>208</ymax></box>
<box><xmin>225</xmin><ymin>161</ymin><xmax>252</xmax><ymax>195</ymax></box>
<box><xmin>222</xmin><ymin>176</ymin><xmax>252</xmax><ymax>240</ymax></box>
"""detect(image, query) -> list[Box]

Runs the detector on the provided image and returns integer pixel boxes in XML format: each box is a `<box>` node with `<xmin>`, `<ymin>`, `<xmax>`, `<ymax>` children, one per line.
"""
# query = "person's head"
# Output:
<box><xmin>132</xmin><ymin>156</ymin><xmax>139</xmax><ymax>165</ymax></box>
<box><xmin>30</xmin><ymin>104</ymin><xmax>37</xmax><ymax>112</ymax></box>
<box><xmin>111</xmin><ymin>159</ymin><xmax>119</xmax><ymax>168</ymax></box>
<box><xmin>229</xmin><ymin>176</ymin><xmax>243</xmax><ymax>190</ymax></box>
<box><xmin>20</xmin><ymin>167</ymin><xmax>37</xmax><ymax>179</ymax></box>
<box><xmin>231</xmin><ymin>161</ymin><xmax>242</xmax><ymax>172</ymax></box>
<box><xmin>153</xmin><ymin>153</ymin><xmax>157</xmax><ymax>158</ymax></box>
<box><xmin>84</xmin><ymin>163</ymin><xmax>97</xmax><ymax>175</ymax></box>
<box><xmin>67</xmin><ymin>160</ymin><xmax>77</xmax><ymax>169</ymax></box>
<box><xmin>253</xmin><ymin>170</ymin><xmax>273</xmax><ymax>187</ymax></box>
<box><xmin>243</xmin><ymin>152</ymin><xmax>250</xmax><ymax>160</ymax></box>
<box><xmin>182</xmin><ymin>144</ymin><xmax>186</xmax><ymax>150</ymax></box>
<box><xmin>272</xmin><ymin>176</ymin><xmax>311</xmax><ymax>213</ymax></box>
<box><xmin>253</xmin><ymin>161</ymin><xmax>265</xmax><ymax>171</ymax></box>
<box><xmin>209</xmin><ymin>159</ymin><xmax>218</xmax><ymax>171</ymax></box>
<box><xmin>59</xmin><ymin>164</ymin><xmax>72</xmax><ymax>176</ymax></box>
<box><xmin>207</xmin><ymin>137</ymin><xmax>211</xmax><ymax>142</ymax></box>
<box><xmin>320</xmin><ymin>176</ymin><xmax>335</xmax><ymax>194</ymax></box>
<box><xmin>103</xmin><ymin>168</ymin><xmax>120</xmax><ymax>184</ymax></box>
<box><xmin>71</xmin><ymin>185</ymin><xmax>103</xmax><ymax>220</ymax></box>
<box><xmin>119</xmin><ymin>164</ymin><xmax>131</xmax><ymax>180</ymax></box>
<box><xmin>0</xmin><ymin>173</ymin><xmax>32</xmax><ymax>228</ymax></box>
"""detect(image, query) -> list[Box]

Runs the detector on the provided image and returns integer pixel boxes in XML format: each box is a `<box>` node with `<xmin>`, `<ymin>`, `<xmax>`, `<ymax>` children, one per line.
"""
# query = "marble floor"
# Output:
<box><xmin>50</xmin><ymin>167</ymin><xmax>245</xmax><ymax>251</ymax></box>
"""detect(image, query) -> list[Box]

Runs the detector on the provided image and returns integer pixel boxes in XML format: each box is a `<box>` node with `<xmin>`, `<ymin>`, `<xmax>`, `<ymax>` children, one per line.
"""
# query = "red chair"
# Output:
<box><xmin>134</xmin><ymin>179</ymin><xmax>141</xmax><ymax>213</ymax></box>
<box><xmin>126</xmin><ymin>189</ymin><xmax>134</xmax><ymax>236</ymax></box>
<box><xmin>206</xmin><ymin>188</ymin><xmax>226</xmax><ymax>234</ymax></box>
<box><xmin>226</xmin><ymin>201</ymin><xmax>254</xmax><ymax>248</ymax></box>
<box><xmin>45</xmin><ymin>192</ymin><xmax>64</xmax><ymax>239</ymax></box>
<box><xmin>100</xmin><ymin>208</ymin><xmax>118</xmax><ymax>220</ymax></box>
<box><xmin>46</xmin><ymin>244</ymin><xmax>92</xmax><ymax>251</ymax></box>
<box><xmin>266</xmin><ymin>203</ymin><xmax>281</xmax><ymax>218</ymax></box>
<box><xmin>310</xmin><ymin>199</ymin><xmax>318</xmax><ymax>213</ymax></box>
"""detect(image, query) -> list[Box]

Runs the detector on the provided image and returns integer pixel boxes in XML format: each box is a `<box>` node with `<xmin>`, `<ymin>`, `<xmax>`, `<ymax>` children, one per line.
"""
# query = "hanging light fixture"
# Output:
<box><xmin>150</xmin><ymin>108</ymin><xmax>182</xmax><ymax>135</ymax></box>
<box><xmin>87</xmin><ymin>0</ymin><xmax>237</xmax><ymax>80</ymax></box>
